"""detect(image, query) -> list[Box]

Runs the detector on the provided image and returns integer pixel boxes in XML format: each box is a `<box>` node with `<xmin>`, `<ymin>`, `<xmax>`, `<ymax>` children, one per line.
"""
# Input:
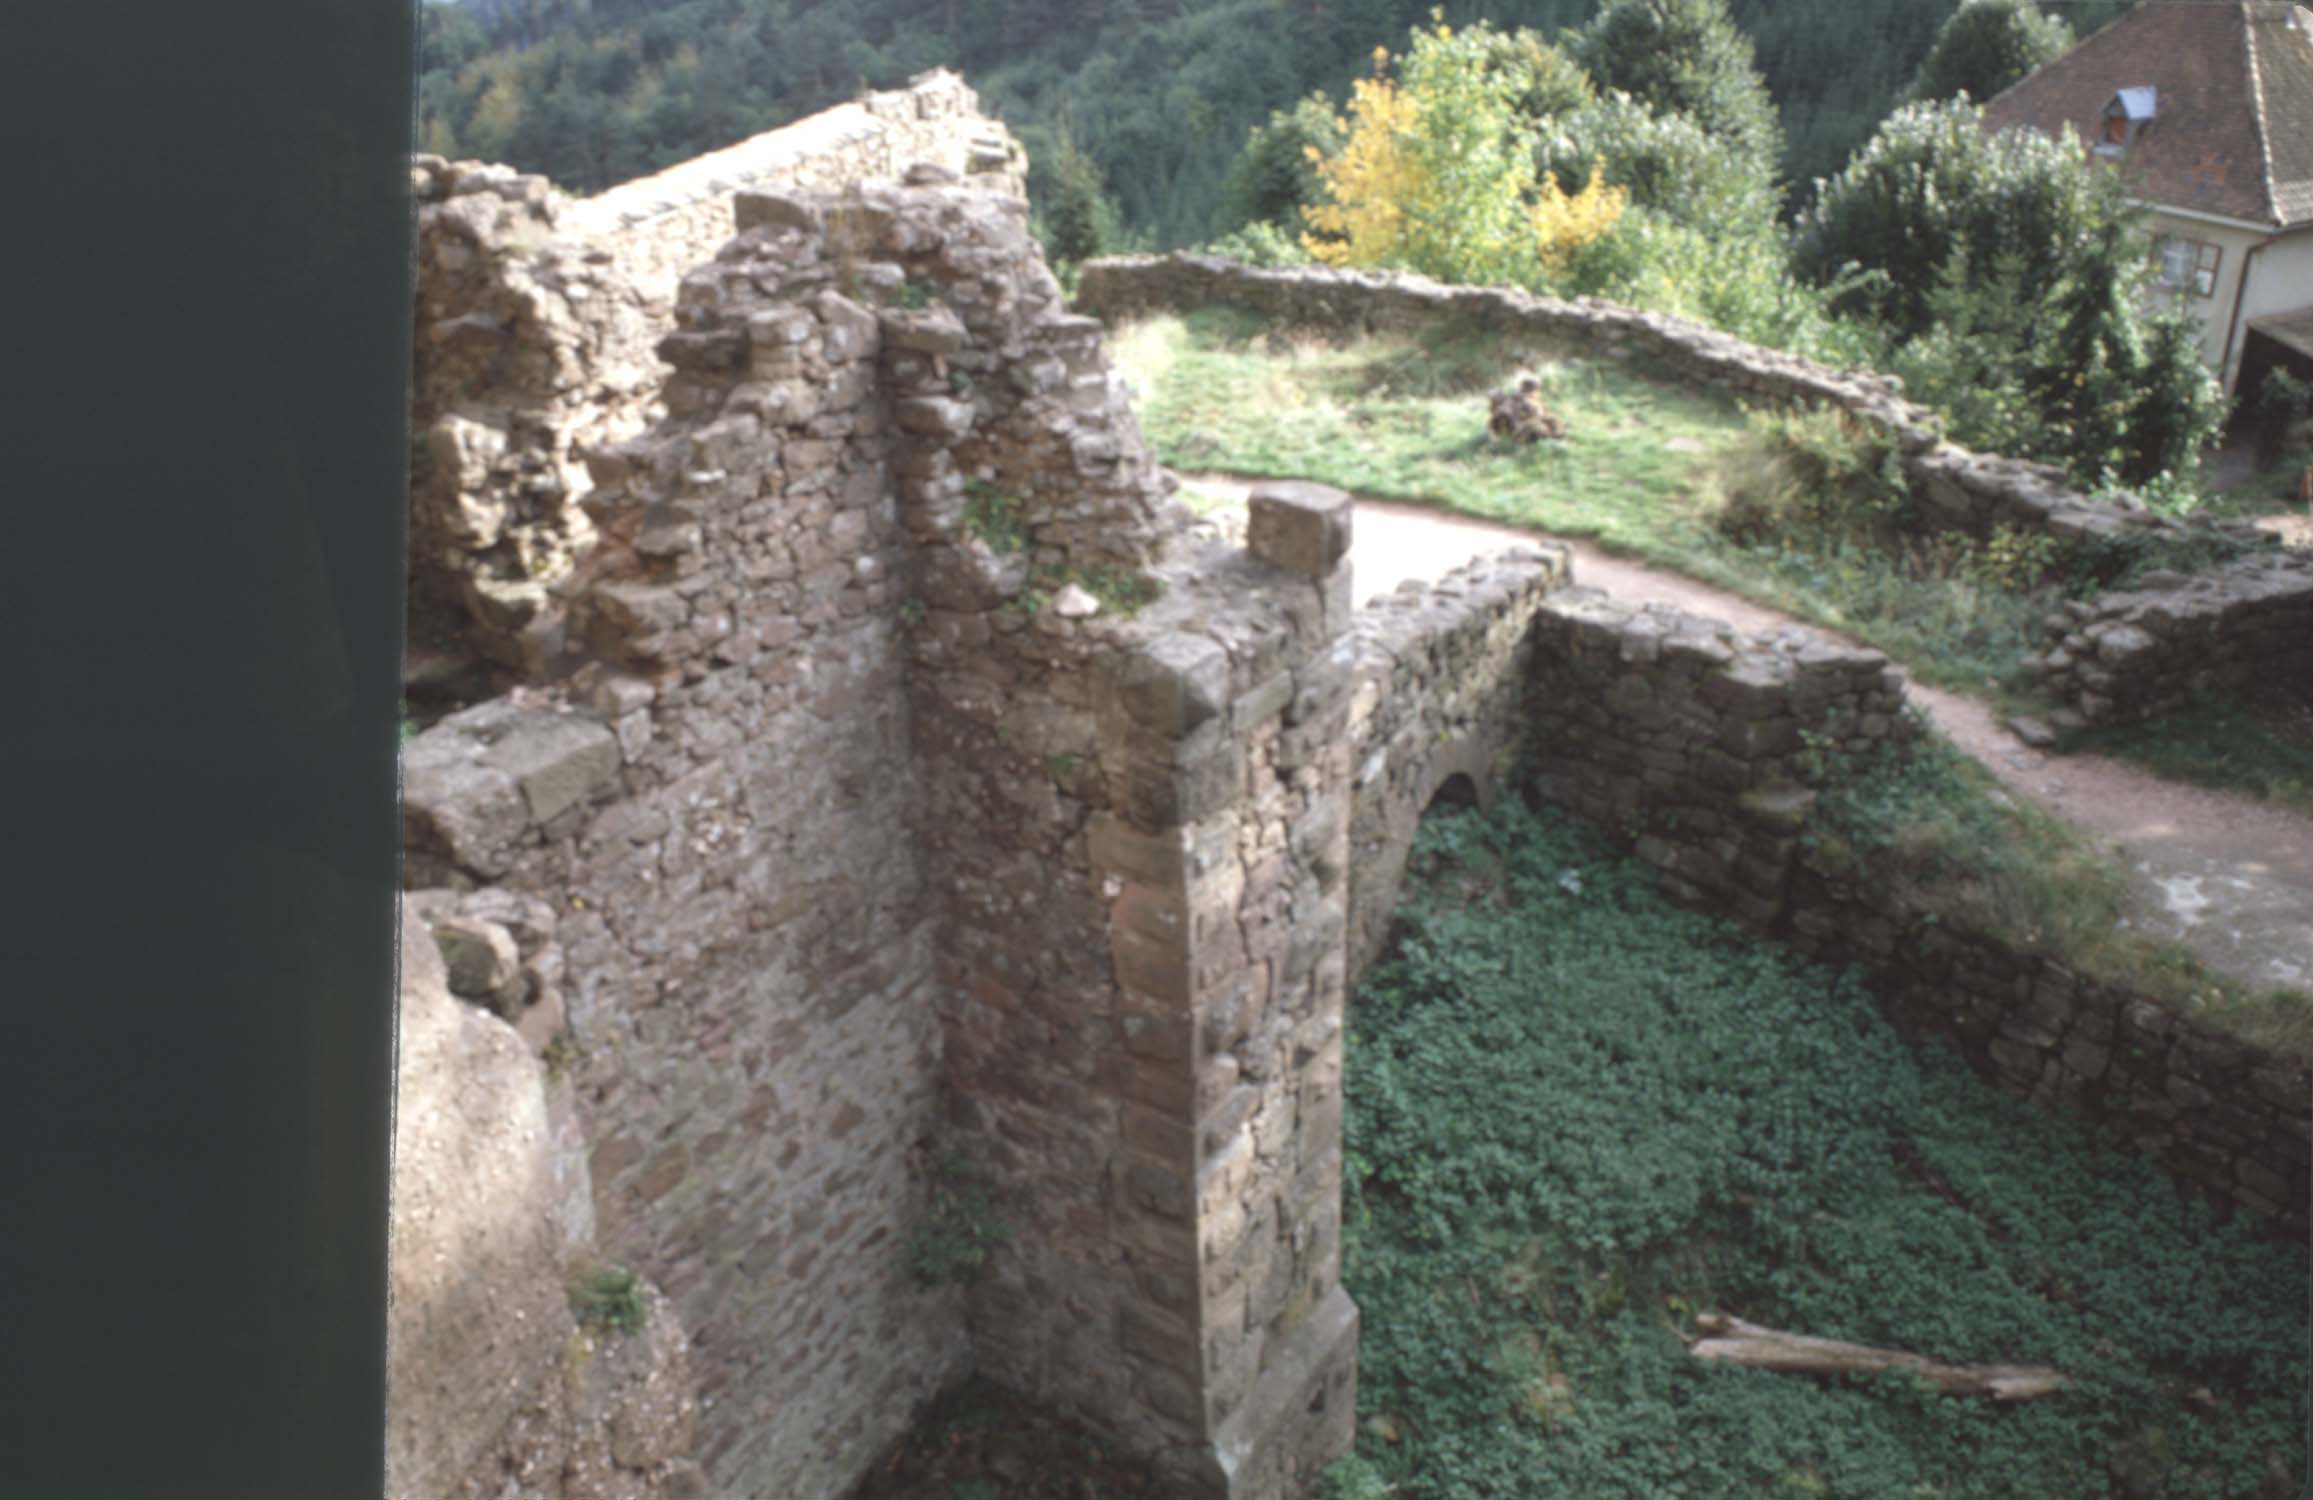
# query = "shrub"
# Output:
<box><xmin>1801</xmin><ymin>100</ymin><xmax>2225</xmax><ymax>487</ymax></box>
<box><xmin>1568</xmin><ymin>0</ymin><xmax>1783</xmax><ymax>188</ymax></box>
<box><xmin>1220</xmin><ymin>91</ymin><xmax>1343</xmax><ymax>239</ymax></box>
<box><xmin>1705</xmin><ymin>405</ymin><xmax>1913</xmax><ymax>547</ymax></box>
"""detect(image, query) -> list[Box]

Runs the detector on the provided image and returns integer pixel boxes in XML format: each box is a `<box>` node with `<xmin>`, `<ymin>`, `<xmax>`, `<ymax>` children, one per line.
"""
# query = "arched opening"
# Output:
<box><xmin>1424</xmin><ymin>770</ymin><xmax>1480</xmax><ymax>815</ymax></box>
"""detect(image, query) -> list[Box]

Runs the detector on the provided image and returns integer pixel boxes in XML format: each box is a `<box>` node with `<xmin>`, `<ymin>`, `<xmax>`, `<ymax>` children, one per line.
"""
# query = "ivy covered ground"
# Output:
<box><xmin>1332</xmin><ymin>796</ymin><xmax>2306</xmax><ymax>1500</ymax></box>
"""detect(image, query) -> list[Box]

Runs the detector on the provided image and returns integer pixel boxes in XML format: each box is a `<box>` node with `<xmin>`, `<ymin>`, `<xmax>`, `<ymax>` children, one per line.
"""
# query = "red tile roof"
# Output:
<box><xmin>1980</xmin><ymin>2</ymin><xmax>2313</xmax><ymax>229</ymax></box>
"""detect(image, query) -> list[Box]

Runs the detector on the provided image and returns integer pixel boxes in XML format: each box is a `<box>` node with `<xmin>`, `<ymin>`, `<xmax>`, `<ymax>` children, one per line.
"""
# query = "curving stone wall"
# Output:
<box><xmin>1072</xmin><ymin>255</ymin><xmax>2260</xmax><ymax>562</ymax></box>
<box><xmin>2031</xmin><ymin>549</ymin><xmax>2313</xmax><ymax>726</ymax></box>
<box><xmin>408</xmin><ymin>70</ymin><xmax>1027</xmax><ymax>690</ymax></box>
<box><xmin>1344</xmin><ymin>543</ymin><xmax>1571</xmax><ymax>985</ymax></box>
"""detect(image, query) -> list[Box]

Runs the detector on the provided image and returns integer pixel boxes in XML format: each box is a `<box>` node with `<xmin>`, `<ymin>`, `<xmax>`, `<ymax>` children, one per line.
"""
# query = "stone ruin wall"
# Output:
<box><xmin>2030</xmin><ymin>548</ymin><xmax>2313</xmax><ymax>727</ymax></box>
<box><xmin>1343</xmin><ymin>543</ymin><xmax>1571</xmax><ymax>984</ymax></box>
<box><xmin>1071</xmin><ymin>256</ymin><xmax>2285</xmax><ymax>569</ymax></box>
<box><xmin>400</xmin><ymin>171</ymin><xmax>1374</xmax><ymax>1500</ymax></box>
<box><xmin>407</xmin><ymin>69</ymin><xmax>1026</xmax><ymax>691</ymax></box>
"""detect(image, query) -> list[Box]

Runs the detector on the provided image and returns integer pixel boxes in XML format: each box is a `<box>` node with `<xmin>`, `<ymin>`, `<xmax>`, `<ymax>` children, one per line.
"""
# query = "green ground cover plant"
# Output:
<box><xmin>567</xmin><ymin>1263</ymin><xmax>647</xmax><ymax>1336</ymax></box>
<box><xmin>1331</xmin><ymin>796</ymin><xmax>2307</xmax><ymax>1500</ymax></box>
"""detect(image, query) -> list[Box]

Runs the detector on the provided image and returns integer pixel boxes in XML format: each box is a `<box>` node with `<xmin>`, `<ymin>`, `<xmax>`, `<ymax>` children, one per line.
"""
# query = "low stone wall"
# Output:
<box><xmin>1344</xmin><ymin>544</ymin><xmax>1571</xmax><ymax>985</ymax></box>
<box><xmin>2031</xmin><ymin>549</ymin><xmax>2313</xmax><ymax>726</ymax></box>
<box><xmin>408</xmin><ymin>70</ymin><xmax>1026</xmax><ymax>686</ymax></box>
<box><xmin>1073</xmin><ymin>256</ymin><xmax>2227</xmax><ymax>559</ymax></box>
<box><xmin>1516</xmin><ymin>588</ymin><xmax>2310</xmax><ymax>1237</ymax></box>
<box><xmin>1782</xmin><ymin>868</ymin><xmax>2312</xmax><ymax>1234</ymax></box>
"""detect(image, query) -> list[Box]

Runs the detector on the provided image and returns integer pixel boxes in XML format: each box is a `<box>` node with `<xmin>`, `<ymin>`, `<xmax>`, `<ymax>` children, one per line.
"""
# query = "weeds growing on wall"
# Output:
<box><xmin>906</xmin><ymin>1147</ymin><xmax>1010</xmax><ymax>1288</ymax></box>
<box><xmin>959</xmin><ymin>479</ymin><xmax>1030</xmax><ymax>557</ymax></box>
<box><xmin>567</xmin><ymin>1263</ymin><xmax>647</xmax><ymax>1336</ymax></box>
<box><xmin>1331</xmin><ymin>796</ymin><xmax>2307</xmax><ymax>1500</ymax></box>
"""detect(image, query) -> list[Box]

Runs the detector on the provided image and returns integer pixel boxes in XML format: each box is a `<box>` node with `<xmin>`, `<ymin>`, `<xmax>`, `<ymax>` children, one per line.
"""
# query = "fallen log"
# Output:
<box><xmin>1688</xmin><ymin>1314</ymin><xmax>2069</xmax><ymax>1402</ymax></box>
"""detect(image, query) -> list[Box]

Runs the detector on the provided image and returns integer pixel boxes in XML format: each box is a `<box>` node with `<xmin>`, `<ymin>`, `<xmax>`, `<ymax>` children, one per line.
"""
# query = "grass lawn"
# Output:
<box><xmin>1111</xmin><ymin>309</ymin><xmax>2061</xmax><ymax>700</ymax></box>
<box><xmin>1334</xmin><ymin>797</ymin><xmax>2307</xmax><ymax>1500</ymax></box>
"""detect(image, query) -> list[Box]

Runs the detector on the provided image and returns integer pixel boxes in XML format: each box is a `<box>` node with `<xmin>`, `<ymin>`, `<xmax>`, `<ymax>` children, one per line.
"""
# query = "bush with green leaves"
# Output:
<box><xmin>1219</xmin><ymin>91</ymin><xmax>1344</xmax><ymax>240</ymax></box>
<box><xmin>1797</xmin><ymin>98</ymin><xmax>2224</xmax><ymax>487</ymax></box>
<box><xmin>1024</xmin><ymin>125</ymin><xmax>1126</xmax><ymax>273</ymax></box>
<box><xmin>1906</xmin><ymin>0</ymin><xmax>2073</xmax><ymax>107</ymax></box>
<box><xmin>1568</xmin><ymin>0</ymin><xmax>1783</xmax><ymax>191</ymax></box>
<box><xmin>567</xmin><ymin>1264</ymin><xmax>647</xmax><ymax>1336</ymax></box>
<box><xmin>1334</xmin><ymin>794</ymin><xmax>2307</xmax><ymax>1500</ymax></box>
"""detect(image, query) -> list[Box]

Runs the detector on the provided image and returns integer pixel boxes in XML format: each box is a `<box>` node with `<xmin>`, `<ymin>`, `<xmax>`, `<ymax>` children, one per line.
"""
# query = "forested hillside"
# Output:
<box><xmin>417</xmin><ymin>0</ymin><xmax>2132</xmax><ymax>245</ymax></box>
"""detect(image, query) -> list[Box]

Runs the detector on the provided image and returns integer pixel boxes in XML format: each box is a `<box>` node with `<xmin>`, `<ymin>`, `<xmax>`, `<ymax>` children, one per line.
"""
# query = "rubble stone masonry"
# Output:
<box><xmin>2031</xmin><ymin>549</ymin><xmax>2313</xmax><ymax>726</ymax></box>
<box><xmin>408</xmin><ymin>70</ymin><xmax>1025</xmax><ymax>685</ymax></box>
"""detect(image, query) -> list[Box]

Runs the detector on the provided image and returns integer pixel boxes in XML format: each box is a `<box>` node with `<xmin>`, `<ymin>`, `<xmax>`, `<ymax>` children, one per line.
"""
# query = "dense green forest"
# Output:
<box><xmin>416</xmin><ymin>0</ymin><xmax>2133</xmax><ymax>245</ymax></box>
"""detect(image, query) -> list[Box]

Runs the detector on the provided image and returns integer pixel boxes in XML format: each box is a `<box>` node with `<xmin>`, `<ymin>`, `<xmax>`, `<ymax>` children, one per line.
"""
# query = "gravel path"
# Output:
<box><xmin>1183</xmin><ymin>473</ymin><xmax>2313</xmax><ymax>993</ymax></box>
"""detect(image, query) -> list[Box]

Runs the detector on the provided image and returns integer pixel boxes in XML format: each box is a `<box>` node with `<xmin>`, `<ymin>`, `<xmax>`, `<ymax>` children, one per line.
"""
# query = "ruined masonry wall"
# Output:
<box><xmin>1344</xmin><ymin>544</ymin><xmax>1571</xmax><ymax>986</ymax></box>
<box><xmin>408</xmin><ymin>70</ymin><xmax>1026</xmax><ymax>683</ymax></box>
<box><xmin>2031</xmin><ymin>550</ymin><xmax>2313</xmax><ymax>726</ymax></box>
<box><xmin>403</xmin><ymin>177</ymin><xmax>1366</xmax><ymax>1500</ymax></box>
<box><xmin>1521</xmin><ymin>591</ymin><xmax>2310</xmax><ymax>1236</ymax></box>
<box><xmin>1072</xmin><ymin>256</ymin><xmax>2237</xmax><ymax>561</ymax></box>
<box><xmin>407</xmin><ymin>195</ymin><xmax>965</xmax><ymax>1493</ymax></box>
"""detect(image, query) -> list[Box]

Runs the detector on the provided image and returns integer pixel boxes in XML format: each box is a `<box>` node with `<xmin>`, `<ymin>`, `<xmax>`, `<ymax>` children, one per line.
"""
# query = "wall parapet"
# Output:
<box><xmin>2030</xmin><ymin>549</ymin><xmax>2313</xmax><ymax>726</ymax></box>
<box><xmin>1073</xmin><ymin>255</ymin><xmax>2261</xmax><ymax>562</ymax></box>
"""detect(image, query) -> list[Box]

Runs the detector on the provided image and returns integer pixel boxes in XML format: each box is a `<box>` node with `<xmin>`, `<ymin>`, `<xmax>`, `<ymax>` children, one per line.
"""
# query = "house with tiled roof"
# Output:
<box><xmin>1981</xmin><ymin>1</ymin><xmax>2313</xmax><ymax>404</ymax></box>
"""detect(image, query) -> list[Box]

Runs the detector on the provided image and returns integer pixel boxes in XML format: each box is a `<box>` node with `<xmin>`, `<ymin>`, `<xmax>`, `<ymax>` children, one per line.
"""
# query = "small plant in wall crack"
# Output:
<box><xmin>567</xmin><ymin>1262</ymin><xmax>647</xmax><ymax>1337</ymax></box>
<box><xmin>907</xmin><ymin>1146</ymin><xmax>1010</xmax><ymax>1288</ymax></box>
<box><xmin>960</xmin><ymin>479</ymin><xmax>1029</xmax><ymax>557</ymax></box>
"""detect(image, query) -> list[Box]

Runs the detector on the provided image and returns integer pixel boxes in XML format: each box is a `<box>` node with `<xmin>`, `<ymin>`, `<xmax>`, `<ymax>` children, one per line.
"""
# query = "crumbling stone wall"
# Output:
<box><xmin>408</xmin><ymin>70</ymin><xmax>1026</xmax><ymax>690</ymax></box>
<box><xmin>1073</xmin><ymin>256</ymin><xmax>2262</xmax><ymax>561</ymax></box>
<box><xmin>2031</xmin><ymin>549</ymin><xmax>2313</xmax><ymax>726</ymax></box>
<box><xmin>403</xmin><ymin>173</ymin><xmax>1364</xmax><ymax>1500</ymax></box>
<box><xmin>1344</xmin><ymin>543</ymin><xmax>1571</xmax><ymax>984</ymax></box>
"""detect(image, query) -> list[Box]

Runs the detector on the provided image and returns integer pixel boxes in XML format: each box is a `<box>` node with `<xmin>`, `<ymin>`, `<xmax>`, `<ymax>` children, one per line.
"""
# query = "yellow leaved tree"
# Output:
<box><xmin>1531</xmin><ymin>159</ymin><xmax>1629</xmax><ymax>278</ymax></box>
<box><xmin>1299</xmin><ymin>18</ymin><xmax>1627</xmax><ymax>291</ymax></box>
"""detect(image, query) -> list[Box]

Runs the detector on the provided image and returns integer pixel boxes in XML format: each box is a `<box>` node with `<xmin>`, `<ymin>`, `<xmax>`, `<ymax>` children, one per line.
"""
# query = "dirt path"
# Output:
<box><xmin>1183</xmin><ymin>474</ymin><xmax>2313</xmax><ymax>993</ymax></box>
